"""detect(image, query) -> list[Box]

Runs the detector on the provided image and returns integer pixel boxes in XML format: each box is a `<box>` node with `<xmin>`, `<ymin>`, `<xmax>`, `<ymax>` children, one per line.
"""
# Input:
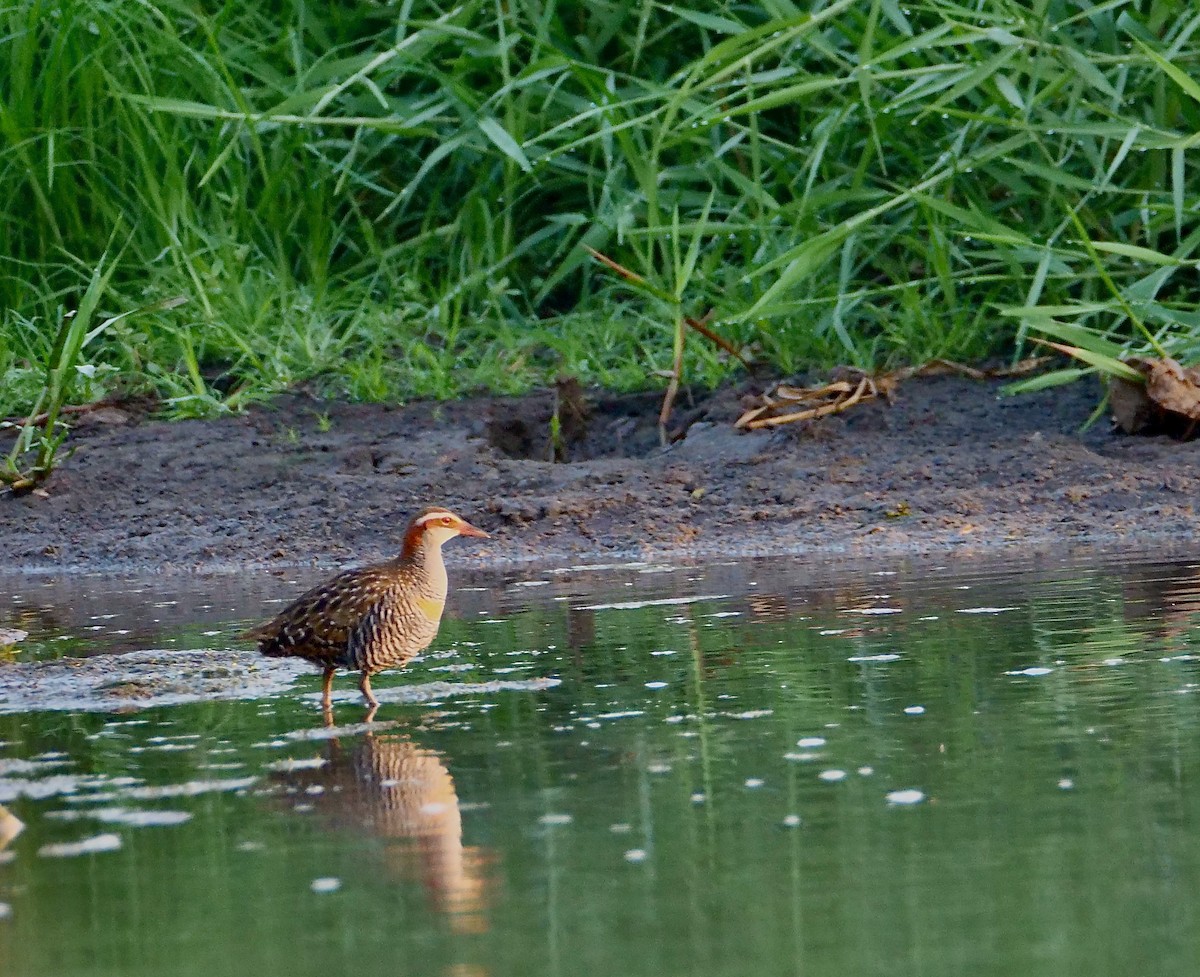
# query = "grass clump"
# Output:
<box><xmin>1</xmin><ymin>0</ymin><xmax>1199</xmax><ymax>423</ymax></box>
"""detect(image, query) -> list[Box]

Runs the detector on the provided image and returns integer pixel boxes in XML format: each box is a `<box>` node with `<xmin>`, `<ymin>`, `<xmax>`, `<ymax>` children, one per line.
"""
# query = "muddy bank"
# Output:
<box><xmin>2</xmin><ymin>374</ymin><xmax>1199</xmax><ymax>574</ymax></box>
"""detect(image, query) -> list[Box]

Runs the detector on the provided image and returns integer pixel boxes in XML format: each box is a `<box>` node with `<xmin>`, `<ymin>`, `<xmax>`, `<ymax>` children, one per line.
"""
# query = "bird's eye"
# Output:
<box><xmin>440</xmin><ymin>516</ymin><xmax>454</xmax><ymax>526</ymax></box>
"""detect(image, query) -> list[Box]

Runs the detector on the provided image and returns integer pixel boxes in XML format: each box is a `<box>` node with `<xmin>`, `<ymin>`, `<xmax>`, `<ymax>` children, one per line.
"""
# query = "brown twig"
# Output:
<box><xmin>684</xmin><ymin>311</ymin><xmax>749</xmax><ymax>367</ymax></box>
<box><xmin>658</xmin><ymin>314</ymin><xmax>686</xmax><ymax>435</ymax></box>
<box><xmin>2</xmin><ymin>402</ymin><xmax>105</xmax><ymax>428</ymax></box>
<box><xmin>734</xmin><ymin>357</ymin><xmax>1050</xmax><ymax>431</ymax></box>
<box><xmin>583</xmin><ymin>246</ymin><xmax>647</xmax><ymax>286</ymax></box>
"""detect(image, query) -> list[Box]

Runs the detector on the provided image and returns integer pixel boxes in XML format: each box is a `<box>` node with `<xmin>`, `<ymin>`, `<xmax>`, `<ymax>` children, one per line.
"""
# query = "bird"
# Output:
<box><xmin>241</xmin><ymin>506</ymin><xmax>489</xmax><ymax>713</ymax></box>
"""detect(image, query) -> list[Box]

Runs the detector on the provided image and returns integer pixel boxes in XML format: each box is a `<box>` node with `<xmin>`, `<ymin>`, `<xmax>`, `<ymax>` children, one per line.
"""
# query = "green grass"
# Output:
<box><xmin>2</xmin><ymin>0</ymin><xmax>1199</xmax><ymax>423</ymax></box>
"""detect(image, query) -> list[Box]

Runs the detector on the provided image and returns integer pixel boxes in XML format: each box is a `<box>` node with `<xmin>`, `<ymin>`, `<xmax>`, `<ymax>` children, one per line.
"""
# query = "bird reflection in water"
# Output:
<box><xmin>271</xmin><ymin>724</ymin><xmax>491</xmax><ymax>934</ymax></box>
<box><xmin>0</xmin><ymin>804</ymin><xmax>22</xmax><ymax>852</ymax></box>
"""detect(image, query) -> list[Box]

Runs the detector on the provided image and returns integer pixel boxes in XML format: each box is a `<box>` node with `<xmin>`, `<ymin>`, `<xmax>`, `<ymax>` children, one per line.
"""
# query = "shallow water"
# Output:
<box><xmin>2</xmin><ymin>554</ymin><xmax>1200</xmax><ymax>977</ymax></box>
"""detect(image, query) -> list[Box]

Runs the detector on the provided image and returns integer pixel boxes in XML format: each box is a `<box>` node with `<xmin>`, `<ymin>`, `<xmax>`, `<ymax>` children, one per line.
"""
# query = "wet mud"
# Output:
<box><xmin>2</xmin><ymin>374</ymin><xmax>1199</xmax><ymax>574</ymax></box>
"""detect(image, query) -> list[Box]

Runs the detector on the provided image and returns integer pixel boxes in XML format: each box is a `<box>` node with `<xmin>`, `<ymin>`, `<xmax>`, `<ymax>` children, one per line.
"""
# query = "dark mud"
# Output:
<box><xmin>2</xmin><ymin>374</ymin><xmax>1199</xmax><ymax>574</ymax></box>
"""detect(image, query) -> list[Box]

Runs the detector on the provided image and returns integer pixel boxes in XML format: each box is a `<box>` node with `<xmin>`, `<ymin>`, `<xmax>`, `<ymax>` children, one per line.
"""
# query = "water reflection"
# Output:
<box><xmin>271</xmin><ymin>729</ymin><xmax>490</xmax><ymax>933</ymax></box>
<box><xmin>1120</xmin><ymin>564</ymin><xmax>1200</xmax><ymax>641</ymax></box>
<box><xmin>0</xmin><ymin>804</ymin><xmax>21</xmax><ymax>851</ymax></box>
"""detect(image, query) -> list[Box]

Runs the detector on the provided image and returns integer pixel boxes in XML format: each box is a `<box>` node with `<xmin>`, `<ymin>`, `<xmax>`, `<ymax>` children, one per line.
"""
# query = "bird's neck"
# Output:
<box><xmin>400</xmin><ymin>538</ymin><xmax>448</xmax><ymax>596</ymax></box>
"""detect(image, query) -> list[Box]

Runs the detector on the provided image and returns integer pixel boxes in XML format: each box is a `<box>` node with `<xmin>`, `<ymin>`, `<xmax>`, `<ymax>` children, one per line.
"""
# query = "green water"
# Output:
<box><xmin>3</xmin><ymin>556</ymin><xmax>1200</xmax><ymax>977</ymax></box>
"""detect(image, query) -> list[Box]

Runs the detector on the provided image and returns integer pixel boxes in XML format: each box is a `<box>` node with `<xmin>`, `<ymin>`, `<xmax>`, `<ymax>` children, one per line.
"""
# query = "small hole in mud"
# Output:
<box><xmin>486</xmin><ymin>382</ymin><xmax>670</xmax><ymax>462</ymax></box>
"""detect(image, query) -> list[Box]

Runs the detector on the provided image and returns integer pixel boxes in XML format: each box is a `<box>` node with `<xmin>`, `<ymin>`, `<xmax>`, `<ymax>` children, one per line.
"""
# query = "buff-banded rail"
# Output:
<box><xmin>241</xmin><ymin>506</ymin><xmax>489</xmax><ymax>712</ymax></box>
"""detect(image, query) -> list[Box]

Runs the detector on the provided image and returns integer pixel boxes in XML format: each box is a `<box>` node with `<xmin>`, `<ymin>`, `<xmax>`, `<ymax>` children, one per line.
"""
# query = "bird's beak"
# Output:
<box><xmin>457</xmin><ymin>519</ymin><xmax>491</xmax><ymax>539</ymax></box>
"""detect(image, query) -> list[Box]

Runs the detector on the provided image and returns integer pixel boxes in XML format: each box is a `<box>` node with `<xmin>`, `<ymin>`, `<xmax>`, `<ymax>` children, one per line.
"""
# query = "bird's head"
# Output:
<box><xmin>403</xmin><ymin>506</ymin><xmax>490</xmax><ymax>555</ymax></box>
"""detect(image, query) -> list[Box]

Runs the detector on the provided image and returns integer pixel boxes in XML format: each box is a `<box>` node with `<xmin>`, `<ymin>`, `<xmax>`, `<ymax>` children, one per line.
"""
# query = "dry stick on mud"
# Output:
<box><xmin>583</xmin><ymin>246</ymin><xmax>746</xmax><ymax>435</ymax></box>
<box><xmin>658</xmin><ymin>310</ymin><xmax>731</xmax><ymax>433</ymax></box>
<box><xmin>736</xmin><ymin>358</ymin><xmax>1049</xmax><ymax>430</ymax></box>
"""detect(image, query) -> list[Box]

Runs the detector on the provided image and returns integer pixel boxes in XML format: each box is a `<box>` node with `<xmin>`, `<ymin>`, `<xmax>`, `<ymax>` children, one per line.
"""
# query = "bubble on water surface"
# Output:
<box><xmin>262</xmin><ymin>758</ymin><xmax>328</xmax><ymax>772</ymax></box>
<box><xmin>644</xmin><ymin>682</ymin><xmax>668</xmax><ymax>690</ymax></box>
<box><xmin>610</xmin><ymin>823</ymin><xmax>632</xmax><ymax>834</ymax></box>
<box><xmin>848</xmin><ymin>654</ymin><xmax>901</xmax><ymax>662</ymax></box>
<box><xmin>858</xmin><ymin>767</ymin><xmax>874</xmax><ymax>776</ymax></box>
<box><xmin>0</xmin><ymin>758</ymin><xmax>71</xmax><ymax>775</ymax></box>
<box><xmin>623</xmin><ymin>849</ymin><xmax>647</xmax><ymax>862</ymax></box>
<box><xmin>647</xmin><ymin>763</ymin><xmax>672</xmax><ymax>774</ymax></box>
<box><xmin>577</xmin><ymin>595</ymin><xmax>731</xmax><ymax>611</ymax></box>
<box><xmin>885</xmin><ymin>789</ymin><xmax>925</xmax><ymax>805</ymax></box>
<box><xmin>818</xmin><ymin>770</ymin><xmax>847</xmax><ymax>782</ymax></box>
<box><xmin>1058</xmin><ymin>778</ymin><xmax>1074</xmax><ymax>790</ymax></box>
<box><xmin>797</xmin><ymin>737</ymin><xmax>826</xmax><ymax>748</ymax></box>
<box><xmin>310</xmin><ymin>877</ymin><xmax>341</xmax><ymax>894</ymax></box>
<box><xmin>1007</xmin><ymin>667</ymin><xmax>1053</xmax><ymax>676</ymax></box>
<box><xmin>119</xmin><ymin>777</ymin><xmax>257</xmax><ymax>800</ymax></box>
<box><xmin>904</xmin><ymin>706</ymin><xmax>925</xmax><ymax>715</ymax></box>
<box><xmin>745</xmin><ymin>778</ymin><xmax>764</xmax><ymax>789</ymax></box>
<box><xmin>957</xmin><ymin>607</ymin><xmax>1018</xmax><ymax>614</ymax></box>
<box><xmin>782</xmin><ymin>814</ymin><xmax>802</xmax><ymax>828</ymax></box>
<box><xmin>852</xmin><ymin>608</ymin><xmax>903</xmax><ymax>615</ymax></box>
<box><xmin>539</xmin><ymin>813</ymin><xmax>573</xmax><ymax>826</ymax></box>
<box><xmin>47</xmin><ymin>807</ymin><xmax>191</xmax><ymax>827</ymax></box>
<box><xmin>39</xmin><ymin>833</ymin><xmax>122</xmax><ymax>858</ymax></box>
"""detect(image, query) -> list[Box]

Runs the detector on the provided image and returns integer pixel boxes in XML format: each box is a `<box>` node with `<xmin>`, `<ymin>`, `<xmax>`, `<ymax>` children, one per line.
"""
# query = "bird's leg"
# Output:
<box><xmin>358</xmin><ymin>671</ymin><xmax>380</xmax><ymax>708</ymax></box>
<box><xmin>321</xmin><ymin>668</ymin><xmax>335</xmax><ymax>710</ymax></box>
<box><xmin>363</xmin><ymin>703</ymin><xmax>379</xmax><ymax>725</ymax></box>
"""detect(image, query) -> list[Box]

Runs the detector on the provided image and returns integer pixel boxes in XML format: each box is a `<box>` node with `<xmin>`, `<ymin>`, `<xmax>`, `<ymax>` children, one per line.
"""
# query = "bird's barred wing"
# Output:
<box><xmin>347</xmin><ymin>593</ymin><xmax>395</xmax><ymax>672</ymax></box>
<box><xmin>244</xmin><ymin>567</ymin><xmax>393</xmax><ymax>664</ymax></box>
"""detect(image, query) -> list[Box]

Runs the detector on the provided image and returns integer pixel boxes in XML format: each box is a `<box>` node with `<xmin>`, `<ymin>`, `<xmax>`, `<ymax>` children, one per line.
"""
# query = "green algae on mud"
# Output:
<box><xmin>0</xmin><ymin>649</ymin><xmax>560</xmax><ymax>715</ymax></box>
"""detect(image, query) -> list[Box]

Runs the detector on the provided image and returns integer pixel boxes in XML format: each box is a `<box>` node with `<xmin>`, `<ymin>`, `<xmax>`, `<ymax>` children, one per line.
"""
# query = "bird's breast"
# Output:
<box><xmin>415</xmin><ymin>595</ymin><xmax>445</xmax><ymax>623</ymax></box>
